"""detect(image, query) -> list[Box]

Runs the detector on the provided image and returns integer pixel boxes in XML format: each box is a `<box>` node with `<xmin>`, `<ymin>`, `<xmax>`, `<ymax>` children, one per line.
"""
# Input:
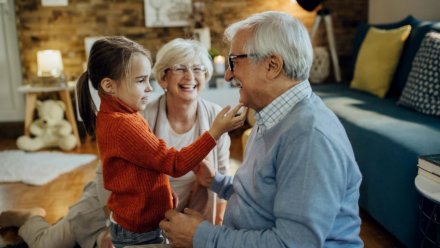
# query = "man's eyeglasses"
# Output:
<box><xmin>165</xmin><ymin>64</ymin><xmax>206</xmax><ymax>77</ymax></box>
<box><xmin>228</xmin><ymin>54</ymin><xmax>257</xmax><ymax>72</ymax></box>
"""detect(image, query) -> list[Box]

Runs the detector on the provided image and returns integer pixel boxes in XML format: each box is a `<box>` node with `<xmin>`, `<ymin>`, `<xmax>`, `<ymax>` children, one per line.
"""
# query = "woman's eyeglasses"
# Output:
<box><xmin>165</xmin><ymin>64</ymin><xmax>206</xmax><ymax>77</ymax></box>
<box><xmin>228</xmin><ymin>54</ymin><xmax>257</xmax><ymax>72</ymax></box>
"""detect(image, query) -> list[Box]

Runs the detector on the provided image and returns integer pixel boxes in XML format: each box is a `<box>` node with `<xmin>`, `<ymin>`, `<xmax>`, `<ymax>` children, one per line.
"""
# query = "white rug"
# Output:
<box><xmin>0</xmin><ymin>150</ymin><xmax>96</xmax><ymax>185</ymax></box>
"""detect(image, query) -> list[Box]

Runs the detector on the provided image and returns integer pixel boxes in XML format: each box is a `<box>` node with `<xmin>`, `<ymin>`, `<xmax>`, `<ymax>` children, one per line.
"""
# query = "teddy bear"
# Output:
<box><xmin>16</xmin><ymin>99</ymin><xmax>77</xmax><ymax>151</ymax></box>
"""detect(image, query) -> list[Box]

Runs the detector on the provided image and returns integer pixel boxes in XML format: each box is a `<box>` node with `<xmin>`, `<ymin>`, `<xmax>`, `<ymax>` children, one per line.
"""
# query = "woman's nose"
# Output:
<box><xmin>184</xmin><ymin>69</ymin><xmax>195</xmax><ymax>80</ymax></box>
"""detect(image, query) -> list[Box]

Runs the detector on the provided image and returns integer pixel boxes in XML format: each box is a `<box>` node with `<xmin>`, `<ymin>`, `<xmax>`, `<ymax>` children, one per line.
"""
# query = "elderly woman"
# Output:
<box><xmin>143</xmin><ymin>38</ymin><xmax>230</xmax><ymax>224</ymax></box>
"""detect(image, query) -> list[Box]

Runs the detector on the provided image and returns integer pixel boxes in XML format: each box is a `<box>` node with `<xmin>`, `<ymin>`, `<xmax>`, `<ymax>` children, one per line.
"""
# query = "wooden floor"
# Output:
<box><xmin>0</xmin><ymin>129</ymin><xmax>404</xmax><ymax>247</ymax></box>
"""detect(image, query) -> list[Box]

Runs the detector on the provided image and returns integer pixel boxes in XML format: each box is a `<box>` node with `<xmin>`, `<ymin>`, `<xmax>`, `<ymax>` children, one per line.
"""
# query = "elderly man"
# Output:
<box><xmin>160</xmin><ymin>11</ymin><xmax>363</xmax><ymax>248</ymax></box>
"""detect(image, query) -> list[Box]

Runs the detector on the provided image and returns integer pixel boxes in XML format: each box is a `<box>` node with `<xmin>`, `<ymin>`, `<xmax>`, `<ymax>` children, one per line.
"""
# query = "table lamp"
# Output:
<box><xmin>35</xmin><ymin>50</ymin><xmax>65</xmax><ymax>86</ymax></box>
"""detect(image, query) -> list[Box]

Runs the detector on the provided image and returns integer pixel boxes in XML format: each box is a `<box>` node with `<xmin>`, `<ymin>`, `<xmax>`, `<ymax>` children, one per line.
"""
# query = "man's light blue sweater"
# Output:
<box><xmin>194</xmin><ymin>93</ymin><xmax>363</xmax><ymax>248</ymax></box>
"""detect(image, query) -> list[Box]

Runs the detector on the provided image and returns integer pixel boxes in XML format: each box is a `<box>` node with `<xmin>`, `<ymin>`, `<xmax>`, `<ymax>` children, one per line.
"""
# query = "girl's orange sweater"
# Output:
<box><xmin>96</xmin><ymin>95</ymin><xmax>216</xmax><ymax>232</ymax></box>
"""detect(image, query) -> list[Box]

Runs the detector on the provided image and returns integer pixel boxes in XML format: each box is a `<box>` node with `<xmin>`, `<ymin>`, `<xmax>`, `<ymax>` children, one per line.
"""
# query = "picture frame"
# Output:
<box><xmin>84</xmin><ymin>37</ymin><xmax>101</xmax><ymax>60</ymax></box>
<box><xmin>41</xmin><ymin>0</ymin><xmax>68</xmax><ymax>6</ymax></box>
<box><xmin>144</xmin><ymin>0</ymin><xmax>192</xmax><ymax>28</ymax></box>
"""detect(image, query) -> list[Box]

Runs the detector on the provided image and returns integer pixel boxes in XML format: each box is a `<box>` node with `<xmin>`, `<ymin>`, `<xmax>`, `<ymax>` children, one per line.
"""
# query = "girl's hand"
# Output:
<box><xmin>209</xmin><ymin>104</ymin><xmax>247</xmax><ymax>140</ymax></box>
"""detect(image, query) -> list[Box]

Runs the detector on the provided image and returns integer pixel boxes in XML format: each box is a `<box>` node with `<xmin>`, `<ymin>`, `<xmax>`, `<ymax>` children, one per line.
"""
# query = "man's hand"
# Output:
<box><xmin>159</xmin><ymin>208</ymin><xmax>205</xmax><ymax>248</ymax></box>
<box><xmin>195</xmin><ymin>159</ymin><xmax>215</xmax><ymax>188</ymax></box>
<box><xmin>98</xmin><ymin>228</ymin><xmax>114</xmax><ymax>248</ymax></box>
<box><xmin>215</xmin><ymin>202</ymin><xmax>226</xmax><ymax>225</ymax></box>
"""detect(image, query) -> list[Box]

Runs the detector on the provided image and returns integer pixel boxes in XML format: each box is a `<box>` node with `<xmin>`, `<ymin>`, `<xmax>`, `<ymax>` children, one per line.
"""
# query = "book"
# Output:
<box><xmin>418</xmin><ymin>154</ymin><xmax>440</xmax><ymax>176</ymax></box>
<box><xmin>418</xmin><ymin>167</ymin><xmax>440</xmax><ymax>184</ymax></box>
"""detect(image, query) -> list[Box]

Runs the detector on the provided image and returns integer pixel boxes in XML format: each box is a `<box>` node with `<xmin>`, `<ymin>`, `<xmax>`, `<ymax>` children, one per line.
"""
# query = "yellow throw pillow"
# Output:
<box><xmin>351</xmin><ymin>25</ymin><xmax>411</xmax><ymax>98</ymax></box>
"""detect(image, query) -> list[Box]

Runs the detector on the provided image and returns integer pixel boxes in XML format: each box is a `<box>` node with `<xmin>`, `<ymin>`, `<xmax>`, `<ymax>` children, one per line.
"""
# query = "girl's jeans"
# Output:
<box><xmin>109</xmin><ymin>222</ymin><xmax>165</xmax><ymax>248</ymax></box>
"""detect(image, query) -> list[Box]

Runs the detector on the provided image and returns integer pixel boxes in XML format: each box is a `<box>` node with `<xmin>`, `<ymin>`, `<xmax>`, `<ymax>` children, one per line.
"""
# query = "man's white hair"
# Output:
<box><xmin>224</xmin><ymin>11</ymin><xmax>313</xmax><ymax>81</ymax></box>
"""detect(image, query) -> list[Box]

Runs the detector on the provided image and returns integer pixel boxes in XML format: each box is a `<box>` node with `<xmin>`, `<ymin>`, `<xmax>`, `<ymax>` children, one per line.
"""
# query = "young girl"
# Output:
<box><xmin>76</xmin><ymin>36</ymin><xmax>245</xmax><ymax>247</ymax></box>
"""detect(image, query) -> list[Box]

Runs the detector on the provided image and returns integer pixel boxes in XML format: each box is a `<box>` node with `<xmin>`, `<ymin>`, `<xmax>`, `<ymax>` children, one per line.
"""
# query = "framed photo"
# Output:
<box><xmin>41</xmin><ymin>0</ymin><xmax>68</xmax><ymax>6</ymax></box>
<box><xmin>194</xmin><ymin>27</ymin><xmax>211</xmax><ymax>49</ymax></box>
<box><xmin>144</xmin><ymin>0</ymin><xmax>192</xmax><ymax>28</ymax></box>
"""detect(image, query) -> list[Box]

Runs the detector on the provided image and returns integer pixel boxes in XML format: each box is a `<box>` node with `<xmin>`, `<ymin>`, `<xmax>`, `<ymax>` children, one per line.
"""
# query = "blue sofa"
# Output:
<box><xmin>313</xmin><ymin>17</ymin><xmax>440</xmax><ymax>247</ymax></box>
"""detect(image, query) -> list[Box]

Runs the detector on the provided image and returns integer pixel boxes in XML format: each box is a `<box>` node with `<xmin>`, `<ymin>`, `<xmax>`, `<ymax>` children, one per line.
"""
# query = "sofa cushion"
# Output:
<box><xmin>398</xmin><ymin>32</ymin><xmax>440</xmax><ymax>116</ymax></box>
<box><xmin>388</xmin><ymin>22</ymin><xmax>440</xmax><ymax>98</ymax></box>
<box><xmin>351</xmin><ymin>16</ymin><xmax>420</xmax><ymax>87</ymax></box>
<box><xmin>351</xmin><ymin>26</ymin><xmax>411</xmax><ymax>98</ymax></box>
<box><xmin>350</xmin><ymin>16</ymin><xmax>440</xmax><ymax>98</ymax></box>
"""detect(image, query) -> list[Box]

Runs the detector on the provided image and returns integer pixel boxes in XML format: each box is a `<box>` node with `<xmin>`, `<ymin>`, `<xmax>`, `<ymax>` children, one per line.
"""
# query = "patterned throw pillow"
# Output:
<box><xmin>398</xmin><ymin>32</ymin><xmax>440</xmax><ymax>116</ymax></box>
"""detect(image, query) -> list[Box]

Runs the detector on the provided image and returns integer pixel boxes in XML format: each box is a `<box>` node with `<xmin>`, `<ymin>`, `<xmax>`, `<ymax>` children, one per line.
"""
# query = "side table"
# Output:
<box><xmin>17</xmin><ymin>82</ymin><xmax>81</xmax><ymax>148</ymax></box>
<box><xmin>415</xmin><ymin>175</ymin><xmax>440</xmax><ymax>247</ymax></box>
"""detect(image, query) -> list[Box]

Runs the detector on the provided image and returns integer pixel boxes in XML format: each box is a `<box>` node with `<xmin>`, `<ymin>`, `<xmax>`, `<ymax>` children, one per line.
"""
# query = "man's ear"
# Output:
<box><xmin>100</xmin><ymin>78</ymin><xmax>115</xmax><ymax>94</ymax></box>
<box><xmin>266</xmin><ymin>54</ymin><xmax>284</xmax><ymax>80</ymax></box>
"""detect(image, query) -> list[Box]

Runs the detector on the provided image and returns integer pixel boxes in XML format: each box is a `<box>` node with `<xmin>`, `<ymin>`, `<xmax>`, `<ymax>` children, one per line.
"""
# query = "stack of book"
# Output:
<box><xmin>418</xmin><ymin>154</ymin><xmax>440</xmax><ymax>183</ymax></box>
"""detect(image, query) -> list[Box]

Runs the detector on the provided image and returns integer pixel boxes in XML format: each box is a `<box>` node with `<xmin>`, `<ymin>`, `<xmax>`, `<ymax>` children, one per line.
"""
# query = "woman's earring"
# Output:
<box><xmin>163</xmin><ymin>88</ymin><xmax>167</xmax><ymax>93</ymax></box>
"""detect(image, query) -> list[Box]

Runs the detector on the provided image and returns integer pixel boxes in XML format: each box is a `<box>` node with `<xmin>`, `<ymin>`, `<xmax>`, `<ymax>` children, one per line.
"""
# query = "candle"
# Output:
<box><xmin>213</xmin><ymin>55</ymin><xmax>225</xmax><ymax>75</ymax></box>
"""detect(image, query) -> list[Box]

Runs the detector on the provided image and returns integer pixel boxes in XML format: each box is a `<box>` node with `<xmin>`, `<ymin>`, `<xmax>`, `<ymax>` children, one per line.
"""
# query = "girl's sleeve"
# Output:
<box><xmin>113</xmin><ymin>117</ymin><xmax>216</xmax><ymax>177</ymax></box>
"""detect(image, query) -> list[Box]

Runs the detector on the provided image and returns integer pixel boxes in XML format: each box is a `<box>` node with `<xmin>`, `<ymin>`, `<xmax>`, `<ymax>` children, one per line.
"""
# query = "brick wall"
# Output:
<box><xmin>15</xmin><ymin>0</ymin><xmax>367</xmax><ymax>83</ymax></box>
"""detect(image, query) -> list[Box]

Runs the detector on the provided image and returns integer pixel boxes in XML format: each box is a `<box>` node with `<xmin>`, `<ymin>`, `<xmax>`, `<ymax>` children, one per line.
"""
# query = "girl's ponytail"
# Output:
<box><xmin>76</xmin><ymin>71</ymin><xmax>97</xmax><ymax>136</ymax></box>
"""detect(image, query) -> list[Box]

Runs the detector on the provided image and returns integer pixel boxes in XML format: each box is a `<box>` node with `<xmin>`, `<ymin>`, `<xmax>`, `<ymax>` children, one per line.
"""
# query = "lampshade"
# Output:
<box><xmin>296</xmin><ymin>0</ymin><xmax>324</xmax><ymax>12</ymax></box>
<box><xmin>37</xmin><ymin>50</ymin><xmax>64</xmax><ymax>77</ymax></box>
